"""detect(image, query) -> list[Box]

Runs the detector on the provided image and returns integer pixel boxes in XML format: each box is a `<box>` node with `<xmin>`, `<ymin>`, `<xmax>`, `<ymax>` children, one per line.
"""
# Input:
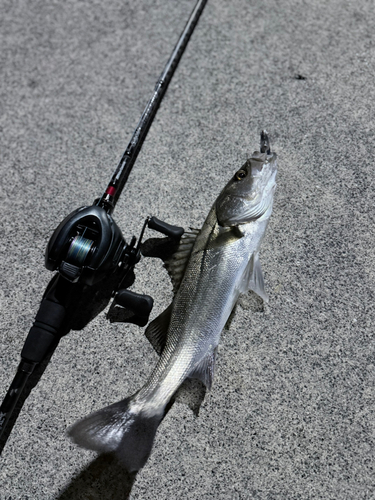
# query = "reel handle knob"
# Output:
<box><xmin>148</xmin><ymin>216</ymin><xmax>184</xmax><ymax>240</ymax></box>
<box><xmin>114</xmin><ymin>289</ymin><xmax>154</xmax><ymax>327</ymax></box>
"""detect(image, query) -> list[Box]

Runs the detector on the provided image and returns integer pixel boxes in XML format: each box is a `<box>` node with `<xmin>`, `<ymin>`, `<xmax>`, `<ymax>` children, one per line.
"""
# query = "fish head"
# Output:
<box><xmin>216</xmin><ymin>136</ymin><xmax>277</xmax><ymax>227</ymax></box>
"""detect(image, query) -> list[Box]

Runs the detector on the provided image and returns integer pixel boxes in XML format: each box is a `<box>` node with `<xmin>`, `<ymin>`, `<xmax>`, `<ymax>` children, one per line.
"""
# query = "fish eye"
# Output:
<box><xmin>235</xmin><ymin>169</ymin><xmax>247</xmax><ymax>181</ymax></box>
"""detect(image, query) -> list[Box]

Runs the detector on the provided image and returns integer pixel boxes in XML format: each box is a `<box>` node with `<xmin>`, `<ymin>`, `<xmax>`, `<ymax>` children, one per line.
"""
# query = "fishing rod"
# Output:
<box><xmin>0</xmin><ymin>0</ymin><xmax>207</xmax><ymax>453</ymax></box>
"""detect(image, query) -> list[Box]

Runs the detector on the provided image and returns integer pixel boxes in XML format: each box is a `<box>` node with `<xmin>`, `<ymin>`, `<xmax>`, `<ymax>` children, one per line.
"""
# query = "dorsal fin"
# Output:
<box><xmin>164</xmin><ymin>229</ymin><xmax>200</xmax><ymax>293</ymax></box>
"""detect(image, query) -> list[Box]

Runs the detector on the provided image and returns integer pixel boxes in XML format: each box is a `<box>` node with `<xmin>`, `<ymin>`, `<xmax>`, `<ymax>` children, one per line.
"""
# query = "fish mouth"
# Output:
<box><xmin>249</xmin><ymin>129</ymin><xmax>276</xmax><ymax>177</ymax></box>
<box><xmin>251</xmin><ymin>153</ymin><xmax>277</xmax><ymax>176</ymax></box>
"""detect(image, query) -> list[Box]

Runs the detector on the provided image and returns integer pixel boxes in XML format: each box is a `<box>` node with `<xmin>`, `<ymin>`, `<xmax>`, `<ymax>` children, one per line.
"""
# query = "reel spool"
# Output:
<box><xmin>66</xmin><ymin>236</ymin><xmax>95</xmax><ymax>266</ymax></box>
<box><xmin>46</xmin><ymin>205</ymin><xmax>127</xmax><ymax>285</ymax></box>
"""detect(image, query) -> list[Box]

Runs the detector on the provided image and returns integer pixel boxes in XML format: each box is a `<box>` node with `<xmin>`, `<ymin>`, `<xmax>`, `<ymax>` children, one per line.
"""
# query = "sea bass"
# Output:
<box><xmin>68</xmin><ymin>131</ymin><xmax>277</xmax><ymax>472</ymax></box>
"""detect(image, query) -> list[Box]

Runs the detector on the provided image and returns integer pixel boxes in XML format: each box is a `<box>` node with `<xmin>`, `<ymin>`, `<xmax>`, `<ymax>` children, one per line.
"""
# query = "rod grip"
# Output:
<box><xmin>21</xmin><ymin>299</ymin><xmax>66</xmax><ymax>363</ymax></box>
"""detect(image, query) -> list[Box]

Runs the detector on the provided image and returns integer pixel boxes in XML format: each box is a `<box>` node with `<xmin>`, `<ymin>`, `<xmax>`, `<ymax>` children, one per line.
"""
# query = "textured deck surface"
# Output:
<box><xmin>0</xmin><ymin>0</ymin><xmax>374</xmax><ymax>498</ymax></box>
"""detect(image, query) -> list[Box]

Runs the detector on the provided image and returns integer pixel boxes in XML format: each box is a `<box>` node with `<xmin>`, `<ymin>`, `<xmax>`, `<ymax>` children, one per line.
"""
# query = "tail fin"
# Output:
<box><xmin>68</xmin><ymin>397</ymin><xmax>162</xmax><ymax>472</ymax></box>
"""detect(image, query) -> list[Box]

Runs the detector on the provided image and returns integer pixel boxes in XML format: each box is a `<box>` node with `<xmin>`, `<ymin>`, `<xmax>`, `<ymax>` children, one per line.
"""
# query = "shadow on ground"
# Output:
<box><xmin>56</xmin><ymin>453</ymin><xmax>137</xmax><ymax>500</ymax></box>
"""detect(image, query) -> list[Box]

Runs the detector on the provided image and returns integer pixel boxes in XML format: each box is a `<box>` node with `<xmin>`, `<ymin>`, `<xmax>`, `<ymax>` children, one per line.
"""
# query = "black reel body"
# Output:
<box><xmin>46</xmin><ymin>206</ymin><xmax>126</xmax><ymax>285</ymax></box>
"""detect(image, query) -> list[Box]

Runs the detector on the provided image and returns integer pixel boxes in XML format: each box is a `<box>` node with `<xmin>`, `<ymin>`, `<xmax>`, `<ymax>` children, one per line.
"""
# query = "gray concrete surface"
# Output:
<box><xmin>0</xmin><ymin>0</ymin><xmax>374</xmax><ymax>498</ymax></box>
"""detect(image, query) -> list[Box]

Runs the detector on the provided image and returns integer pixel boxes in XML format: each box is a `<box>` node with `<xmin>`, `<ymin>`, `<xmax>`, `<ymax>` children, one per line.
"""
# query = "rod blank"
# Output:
<box><xmin>97</xmin><ymin>0</ymin><xmax>208</xmax><ymax>212</ymax></box>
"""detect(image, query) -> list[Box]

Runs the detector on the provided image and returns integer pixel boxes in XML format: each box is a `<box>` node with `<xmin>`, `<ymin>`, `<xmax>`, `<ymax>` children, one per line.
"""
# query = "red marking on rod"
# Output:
<box><xmin>106</xmin><ymin>186</ymin><xmax>116</xmax><ymax>196</ymax></box>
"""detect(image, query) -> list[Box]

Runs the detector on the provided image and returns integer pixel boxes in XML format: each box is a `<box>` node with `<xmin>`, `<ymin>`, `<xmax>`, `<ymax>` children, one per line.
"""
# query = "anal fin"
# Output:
<box><xmin>174</xmin><ymin>378</ymin><xmax>206</xmax><ymax>416</ymax></box>
<box><xmin>145</xmin><ymin>304</ymin><xmax>172</xmax><ymax>355</ymax></box>
<box><xmin>189</xmin><ymin>347</ymin><xmax>217</xmax><ymax>390</ymax></box>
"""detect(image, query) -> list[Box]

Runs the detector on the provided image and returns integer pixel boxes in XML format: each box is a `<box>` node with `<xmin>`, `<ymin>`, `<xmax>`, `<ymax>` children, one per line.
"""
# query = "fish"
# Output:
<box><xmin>68</xmin><ymin>130</ymin><xmax>277</xmax><ymax>472</ymax></box>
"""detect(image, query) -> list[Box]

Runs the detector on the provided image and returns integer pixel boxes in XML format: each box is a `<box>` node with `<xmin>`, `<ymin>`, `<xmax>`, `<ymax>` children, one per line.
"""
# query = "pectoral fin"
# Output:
<box><xmin>189</xmin><ymin>348</ymin><xmax>217</xmax><ymax>390</ymax></box>
<box><xmin>242</xmin><ymin>252</ymin><xmax>269</xmax><ymax>303</ymax></box>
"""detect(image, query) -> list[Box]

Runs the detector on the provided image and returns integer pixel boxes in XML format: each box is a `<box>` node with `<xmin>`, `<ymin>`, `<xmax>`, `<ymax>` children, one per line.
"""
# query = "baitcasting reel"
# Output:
<box><xmin>46</xmin><ymin>203</ymin><xmax>183</xmax><ymax>317</ymax></box>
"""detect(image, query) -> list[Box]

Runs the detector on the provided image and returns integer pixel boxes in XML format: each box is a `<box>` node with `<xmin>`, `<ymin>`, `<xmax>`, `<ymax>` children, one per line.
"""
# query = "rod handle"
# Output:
<box><xmin>0</xmin><ymin>360</ymin><xmax>36</xmax><ymax>439</ymax></box>
<box><xmin>21</xmin><ymin>299</ymin><xmax>66</xmax><ymax>363</ymax></box>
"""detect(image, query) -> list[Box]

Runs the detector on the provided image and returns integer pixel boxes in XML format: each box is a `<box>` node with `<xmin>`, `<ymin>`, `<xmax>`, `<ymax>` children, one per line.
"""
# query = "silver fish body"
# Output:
<box><xmin>141</xmin><ymin>207</ymin><xmax>271</xmax><ymax>411</ymax></box>
<box><xmin>68</xmin><ymin>132</ymin><xmax>277</xmax><ymax>472</ymax></box>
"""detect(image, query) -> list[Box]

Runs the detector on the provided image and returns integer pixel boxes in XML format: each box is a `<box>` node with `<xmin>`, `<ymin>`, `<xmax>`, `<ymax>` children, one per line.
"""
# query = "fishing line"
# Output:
<box><xmin>67</xmin><ymin>236</ymin><xmax>94</xmax><ymax>265</ymax></box>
